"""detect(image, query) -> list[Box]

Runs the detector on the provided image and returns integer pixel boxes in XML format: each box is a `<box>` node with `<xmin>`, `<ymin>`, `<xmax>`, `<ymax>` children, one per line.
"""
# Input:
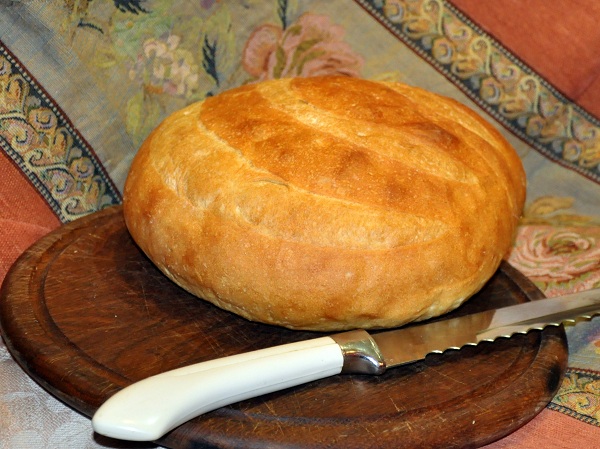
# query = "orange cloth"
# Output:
<box><xmin>451</xmin><ymin>0</ymin><xmax>600</xmax><ymax>118</ymax></box>
<box><xmin>0</xmin><ymin>151</ymin><xmax>60</xmax><ymax>281</ymax></box>
<box><xmin>484</xmin><ymin>409</ymin><xmax>600</xmax><ymax>448</ymax></box>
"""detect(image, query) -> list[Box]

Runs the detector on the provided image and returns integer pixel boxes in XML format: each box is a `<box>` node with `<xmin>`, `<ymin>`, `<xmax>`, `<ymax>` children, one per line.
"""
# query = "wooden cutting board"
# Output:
<box><xmin>0</xmin><ymin>205</ymin><xmax>567</xmax><ymax>449</ymax></box>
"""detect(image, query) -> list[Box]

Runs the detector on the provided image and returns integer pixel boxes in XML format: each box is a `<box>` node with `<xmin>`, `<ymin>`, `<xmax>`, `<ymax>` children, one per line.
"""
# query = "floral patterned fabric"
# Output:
<box><xmin>1</xmin><ymin>1</ymin><xmax>599</xmax><ymax>448</ymax></box>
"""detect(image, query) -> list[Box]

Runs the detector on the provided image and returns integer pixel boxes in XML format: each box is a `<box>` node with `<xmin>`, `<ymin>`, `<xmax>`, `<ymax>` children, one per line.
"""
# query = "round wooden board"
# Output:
<box><xmin>0</xmin><ymin>206</ymin><xmax>567</xmax><ymax>449</ymax></box>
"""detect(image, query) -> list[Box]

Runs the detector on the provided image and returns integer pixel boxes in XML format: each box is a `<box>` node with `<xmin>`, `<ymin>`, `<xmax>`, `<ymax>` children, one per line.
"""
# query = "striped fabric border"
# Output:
<box><xmin>549</xmin><ymin>367</ymin><xmax>600</xmax><ymax>426</ymax></box>
<box><xmin>356</xmin><ymin>0</ymin><xmax>600</xmax><ymax>184</ymax></box>
<box><xmin>0</xmin><ymin>41</ymin><xmax>121</xmax><ymax>223</ymax></box>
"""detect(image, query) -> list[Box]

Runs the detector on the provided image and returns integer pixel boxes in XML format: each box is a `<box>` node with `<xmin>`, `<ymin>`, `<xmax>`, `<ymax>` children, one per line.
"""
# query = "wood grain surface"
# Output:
<box><xmin>0</xmin><ymin>206</ymin><xmax>568</xmax><ymax>449</ymax></box>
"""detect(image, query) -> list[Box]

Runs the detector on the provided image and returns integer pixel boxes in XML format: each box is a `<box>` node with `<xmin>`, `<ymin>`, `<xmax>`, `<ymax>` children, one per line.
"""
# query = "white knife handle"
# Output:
<box><xmin>92</xmin><ymin>336</ymin><xmax>345</xmax><ymax>441</ymax></box>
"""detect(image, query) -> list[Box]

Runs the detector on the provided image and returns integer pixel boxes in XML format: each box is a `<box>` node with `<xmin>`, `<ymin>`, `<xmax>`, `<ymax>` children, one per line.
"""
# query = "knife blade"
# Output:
<box><xmin>92</xmin><ymin>288</ymin><xmax>600</xmax><ymax>441</ymax></box>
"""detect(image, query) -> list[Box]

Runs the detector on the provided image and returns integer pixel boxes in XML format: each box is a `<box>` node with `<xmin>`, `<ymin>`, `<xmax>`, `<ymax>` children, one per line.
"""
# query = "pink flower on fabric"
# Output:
<box><xmin>129</xmin><ymin>34</ymin><xmax>199</xmax><ymax>97</ymax></box>
<box><xmin>242</xmin><ymin>13</ymin><xmax>364</xmax><ymax>80</ymax></box>
<box><xmin>508</xmin><ymin>225</ymin><xmax>600</xmax><ymax>294</ymax></box>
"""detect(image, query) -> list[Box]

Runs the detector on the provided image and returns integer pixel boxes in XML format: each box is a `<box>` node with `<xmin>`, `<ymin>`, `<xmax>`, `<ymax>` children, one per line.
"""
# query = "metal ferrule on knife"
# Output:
<box><xmin>331</xmin><ymin>329</ymin><xmax>387</xmax><ymax>374</ymax></box>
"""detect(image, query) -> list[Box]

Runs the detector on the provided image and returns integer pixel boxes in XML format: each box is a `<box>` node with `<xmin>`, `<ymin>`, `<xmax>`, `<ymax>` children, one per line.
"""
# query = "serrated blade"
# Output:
<box><xmin>372</xmin><ymin>289</ymin><xmax>600</xmax><ymax>368</ymax></box>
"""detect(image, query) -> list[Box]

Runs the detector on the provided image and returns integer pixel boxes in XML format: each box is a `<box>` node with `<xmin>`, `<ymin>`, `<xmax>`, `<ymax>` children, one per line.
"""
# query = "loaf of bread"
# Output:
<box><xmin>123</xmin><ymin>76</ymin><xmax>526</xmax><ymax>331</ymax></box>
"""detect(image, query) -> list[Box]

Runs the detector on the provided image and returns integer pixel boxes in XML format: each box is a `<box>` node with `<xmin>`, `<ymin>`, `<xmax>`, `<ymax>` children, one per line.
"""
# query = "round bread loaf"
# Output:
<box><xmin>123</xmin><ymin>76</ymin><xmax>526</xmax><ymax>331</ymax></box>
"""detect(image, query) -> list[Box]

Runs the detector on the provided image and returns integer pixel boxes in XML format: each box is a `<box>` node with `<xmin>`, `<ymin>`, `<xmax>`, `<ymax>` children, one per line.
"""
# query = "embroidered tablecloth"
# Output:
<box><xmin>1</xmin><ymin>1</ymin><xmax>599</xmax><ymax>448</ymax></box>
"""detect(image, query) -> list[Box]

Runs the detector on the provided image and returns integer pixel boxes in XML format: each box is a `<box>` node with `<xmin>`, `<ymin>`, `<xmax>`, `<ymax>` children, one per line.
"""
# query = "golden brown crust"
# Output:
<box><xmin>123</xmin><ymin>76</ymin><xmax>526</xmax><ymax>331</ymax></box>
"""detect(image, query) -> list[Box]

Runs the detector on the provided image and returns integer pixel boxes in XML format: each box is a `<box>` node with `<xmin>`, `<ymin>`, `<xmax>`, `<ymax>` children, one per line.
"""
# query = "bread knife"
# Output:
<box><xmin>92</xmin><ymin>288</ymin><xmax>600</xmax><ymax>441</ymax></box>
